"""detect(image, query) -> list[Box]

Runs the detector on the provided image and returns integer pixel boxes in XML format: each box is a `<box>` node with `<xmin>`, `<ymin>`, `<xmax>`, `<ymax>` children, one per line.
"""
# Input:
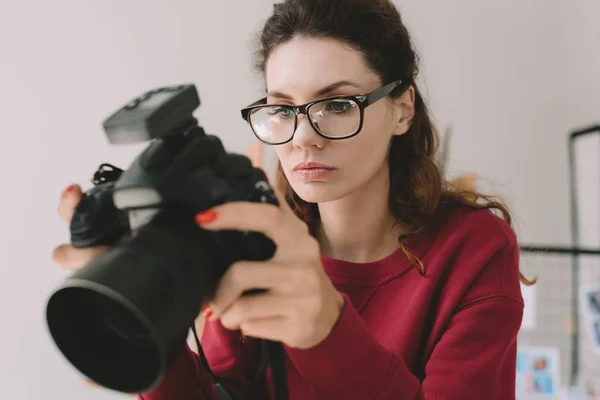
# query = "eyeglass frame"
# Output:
<box><xmin>240</xmin><ymin>79</ymin><xmax>410</xmax><ymax>145</ymax></box>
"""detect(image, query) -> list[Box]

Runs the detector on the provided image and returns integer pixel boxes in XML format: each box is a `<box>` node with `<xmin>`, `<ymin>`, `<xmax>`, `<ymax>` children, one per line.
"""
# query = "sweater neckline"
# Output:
<box><xmin>320</xmin><ymin>232</ymin><xmax>435</xmax><ymax>285</ymax></box>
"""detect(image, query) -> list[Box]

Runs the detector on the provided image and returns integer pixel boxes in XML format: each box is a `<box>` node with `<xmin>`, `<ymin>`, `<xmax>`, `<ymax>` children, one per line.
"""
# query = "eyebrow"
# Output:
<box><xmin>267</xmin><ymin>80</ymin><xmax>362</xmax><ymax>100</ymax></box>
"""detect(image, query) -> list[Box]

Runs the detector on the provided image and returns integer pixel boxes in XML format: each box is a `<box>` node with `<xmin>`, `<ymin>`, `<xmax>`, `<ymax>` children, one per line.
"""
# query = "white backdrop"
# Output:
<box><xmin>0</xmin><ymin>1</ymin><xmax>598</xmax><ymax>399</ymax></box>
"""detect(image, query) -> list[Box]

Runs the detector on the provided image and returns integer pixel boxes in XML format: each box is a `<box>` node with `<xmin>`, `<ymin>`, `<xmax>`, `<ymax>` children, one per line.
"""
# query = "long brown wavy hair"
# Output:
<box><xmin>254</xmin><ymin>0</ymin><xmax>535</xmax><ymax>285</ymax></box>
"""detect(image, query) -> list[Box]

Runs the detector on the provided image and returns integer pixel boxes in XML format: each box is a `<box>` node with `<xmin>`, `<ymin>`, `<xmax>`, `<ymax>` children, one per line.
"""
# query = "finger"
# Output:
<box><xmin>196</xmin><ymin>201</ymin><xmax>284</xmax><ymax>240</ymax></box>
<box><xmin>219</xmin><ymin>292</ymin><xmax>296</xmax><ymax>331</ymax></box>
<box><xmin>239</xmin><ymin>315</ymin><xmax>290</xmax><ymax>343</ymax></box>
<box><xmin>52</xmin><ymin>244</ymin><xmax>109</xmax><ymax>270</ymax></box>
<box><xmin>209</xmin><ymin>261</ymin><xmax>302</xmax><ymax>318</ymax></box>
<box><xmin>58</xmin><ymin>184</ymin><xmax>83</xmax><ymax>223</ymax></box>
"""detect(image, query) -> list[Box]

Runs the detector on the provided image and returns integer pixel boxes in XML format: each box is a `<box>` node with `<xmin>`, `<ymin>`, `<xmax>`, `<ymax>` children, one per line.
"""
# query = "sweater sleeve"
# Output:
<box><xmin>285</xmin><ymin>293</ymin><xmax>523</xmax><ymax>400</ymax></box>
<box><xmin>139</xmin><ymin>319</ymin><xmax>267</xmax><ymax>400</ymax></box>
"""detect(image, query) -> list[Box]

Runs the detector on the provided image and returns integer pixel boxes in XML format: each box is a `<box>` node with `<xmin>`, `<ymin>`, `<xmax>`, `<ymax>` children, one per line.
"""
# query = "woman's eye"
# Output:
<box><xmin>269</xmin><ymin>108</ymin><xmax>293</xmax><ymax>118</ymax></box>
<box><xmin>326</xmin><ymin>101</ymin><xmax>352</xmax><ymax>113</ymax></box>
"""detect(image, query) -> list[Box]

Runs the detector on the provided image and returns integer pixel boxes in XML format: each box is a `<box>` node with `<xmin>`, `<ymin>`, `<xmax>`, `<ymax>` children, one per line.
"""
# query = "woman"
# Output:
<box><xmin>53</xmin><ymin>0</ymin><xmax>535</xmax><ymax>399</ymax></box>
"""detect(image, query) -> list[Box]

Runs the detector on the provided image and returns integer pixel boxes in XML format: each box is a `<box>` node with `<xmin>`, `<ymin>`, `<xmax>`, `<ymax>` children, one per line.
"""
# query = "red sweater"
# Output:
<box><xmin>140</xmin><ymin>208</ymin><xmax>524</xmax><ymax>400</ymax></box>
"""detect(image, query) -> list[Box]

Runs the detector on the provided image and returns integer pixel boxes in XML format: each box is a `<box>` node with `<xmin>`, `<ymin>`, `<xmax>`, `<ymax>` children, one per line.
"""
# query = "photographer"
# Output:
<box><xmin>52</xmin><ymin>0</ymin><xmax>533</xmax><ymax>399</ymax></box>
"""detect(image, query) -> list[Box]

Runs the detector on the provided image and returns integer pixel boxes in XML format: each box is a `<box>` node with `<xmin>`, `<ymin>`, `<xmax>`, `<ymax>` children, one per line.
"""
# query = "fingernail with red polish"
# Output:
<box><xmin>195</xmin><ymin>210</ymin><xmax>218</xmax><ymax>225</ymax></box>
<box><xmin>202</xmin><ymin>306</ymin><xmax>213</xmax><ymax>320</ymax></box>
<box><xmin>64</xmin><ymin>185</ymin><xmax>75</xmax><ymax>196</ymax></box>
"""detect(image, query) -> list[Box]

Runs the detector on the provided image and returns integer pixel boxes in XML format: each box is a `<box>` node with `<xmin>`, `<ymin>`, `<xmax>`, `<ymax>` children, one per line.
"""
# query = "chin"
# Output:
<box><xmin>289</xmin><ymin>179</ymin><xmax>349</xmax><ymax>204</ymax></box>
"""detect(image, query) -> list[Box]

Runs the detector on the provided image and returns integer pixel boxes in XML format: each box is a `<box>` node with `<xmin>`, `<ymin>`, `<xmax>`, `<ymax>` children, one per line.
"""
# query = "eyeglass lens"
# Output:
<box><xmin>249</xmin><ymin>98</ymin><xmax>361</xmax><ymax>143</ymax></box>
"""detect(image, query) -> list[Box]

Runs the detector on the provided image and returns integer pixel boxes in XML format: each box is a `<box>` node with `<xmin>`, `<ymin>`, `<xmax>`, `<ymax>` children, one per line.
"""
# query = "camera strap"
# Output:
<box><xmin>91</xmin><ymin>163</ymin><xmax>124</xmax><ymax>185</ymax></box>
<box><xmin>191</xmin><ymin>325</ymin><xmax>288</xmax><ymax>400</ymax></box>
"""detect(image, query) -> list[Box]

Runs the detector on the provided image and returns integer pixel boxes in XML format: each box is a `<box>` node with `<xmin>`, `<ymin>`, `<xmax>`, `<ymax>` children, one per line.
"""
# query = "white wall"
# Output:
<box><xmin>397</xmin><ymin>0</ymin><xmax>594</xmax><ymax>246</ymax></box>
<box><xmin>0</xmin><ymin>1</ymin><xmax>273</xmax><ymax>399</ymax></box>
<box><xmin>0</xmin><ymin>1</ymin><xmax>598</xmax><ymax>399</ymax></box>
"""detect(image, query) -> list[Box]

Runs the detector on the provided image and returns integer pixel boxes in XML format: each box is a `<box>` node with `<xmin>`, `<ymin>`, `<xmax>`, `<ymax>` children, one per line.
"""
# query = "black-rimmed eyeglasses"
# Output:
<box><xmin>240</xmin><ymin>80</ymin><xmax>409</xmax><ymax>145</ymax></box>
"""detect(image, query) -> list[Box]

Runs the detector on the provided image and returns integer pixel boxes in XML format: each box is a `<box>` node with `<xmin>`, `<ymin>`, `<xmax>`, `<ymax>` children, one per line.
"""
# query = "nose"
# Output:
<box><xmin>292</xmin><ymin>114</ymin><xmax>326</xmax><ymax>150</ymax></box>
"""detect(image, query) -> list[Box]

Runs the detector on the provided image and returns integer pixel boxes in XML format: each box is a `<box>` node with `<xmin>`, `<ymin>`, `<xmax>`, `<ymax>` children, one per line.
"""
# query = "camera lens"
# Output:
<box><xmin>99</xmin><ymin>296</ymin><xmax>153</xmax><ymax>345</ymax></box>
<box><xmin>47</xmin><ymin>286</ymin><xmax>160</xmax><ymax>393</ymax></box>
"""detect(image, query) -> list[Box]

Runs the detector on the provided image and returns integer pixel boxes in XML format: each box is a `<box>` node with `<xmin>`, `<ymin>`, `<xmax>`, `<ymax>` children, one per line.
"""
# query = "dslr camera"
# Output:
<box><xmin>45</xmin><ymin>84</ymin><xmax>281</xmax><ymax>395</ymax></box>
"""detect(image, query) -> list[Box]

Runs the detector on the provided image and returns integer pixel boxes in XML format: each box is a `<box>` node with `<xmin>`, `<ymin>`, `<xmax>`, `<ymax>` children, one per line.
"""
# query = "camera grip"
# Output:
<box><xmin>70</xmin><ymin>182</ymin><xmax>129</xmax><ymax>248</ymax></box>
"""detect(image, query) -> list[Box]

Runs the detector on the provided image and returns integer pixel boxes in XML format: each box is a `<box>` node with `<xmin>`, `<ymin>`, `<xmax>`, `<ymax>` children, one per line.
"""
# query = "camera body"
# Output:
<box><xmin>46</xmin><ymin>84</ymin><xmax>278</xmax><ymax>394</ymax></box>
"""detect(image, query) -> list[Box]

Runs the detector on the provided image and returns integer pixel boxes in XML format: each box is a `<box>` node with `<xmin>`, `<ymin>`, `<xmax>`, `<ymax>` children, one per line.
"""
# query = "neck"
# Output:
<box><xmin>315</xmin><ymin>165</ymin><xmax>403</xmax><ymax>263</ymax></box>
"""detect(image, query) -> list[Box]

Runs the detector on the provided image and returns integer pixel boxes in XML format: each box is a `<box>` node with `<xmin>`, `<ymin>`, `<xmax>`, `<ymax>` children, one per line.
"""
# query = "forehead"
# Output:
<box><xmin>265</xmin><ymin>36</ymin><xmax>379</xmax><ymax>100</ymax></box>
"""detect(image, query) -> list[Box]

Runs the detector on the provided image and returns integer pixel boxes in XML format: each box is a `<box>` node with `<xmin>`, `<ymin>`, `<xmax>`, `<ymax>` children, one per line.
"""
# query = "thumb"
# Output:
<box><xmin>58</xmin><ymin>184</ymin><xmax>83</xmax><ymax>223</ymax></box>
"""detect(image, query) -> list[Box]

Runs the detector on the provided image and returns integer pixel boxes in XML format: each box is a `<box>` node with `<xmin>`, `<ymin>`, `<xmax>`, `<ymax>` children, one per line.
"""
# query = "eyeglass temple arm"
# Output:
<box><xmin>364</xmin><ymin>80</ymin><xmax>406</xmax><ymax>106</ymax></box>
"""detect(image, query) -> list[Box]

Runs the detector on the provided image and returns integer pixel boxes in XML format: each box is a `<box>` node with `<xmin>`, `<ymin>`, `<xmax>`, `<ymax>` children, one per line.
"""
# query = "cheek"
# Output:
<box><xmin>335</xmin><ymin>110</ymin><xmax>394</xmax><ymax>174</ymax></box>
<box><xmin>347</xmin><ymin>109</ymin><xmax>394</xmax><ymax>159</ymax></box>
<box><xmin>274</xmin><ymin>145</ymin><xmax>291</xmax><ymax>166</ymax></box>
<box><xmin>273</xmin><ymin>144</ymin><xmax>296</xmax><ymax>177</ymax></box>
<box><xmin>339</xmin><ymin>135</ymin><xmax>389</xmax><ymax>176</ymax></box>
<box><xmin>363</xmin><ymin>102</ymin><xmax>396</xmax><ymax>138</ymax></box>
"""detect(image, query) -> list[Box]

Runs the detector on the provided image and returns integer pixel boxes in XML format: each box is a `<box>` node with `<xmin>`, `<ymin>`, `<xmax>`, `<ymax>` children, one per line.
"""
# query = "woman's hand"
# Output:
<box><xmin>196</xmin><ymin>190</ymin><xmax>345</xmax><ymax>350</ymax></box>
<box><xmin>52</xmin><ymin>184</ymin><xmax>109</xmax><ymax>270</ymax></box>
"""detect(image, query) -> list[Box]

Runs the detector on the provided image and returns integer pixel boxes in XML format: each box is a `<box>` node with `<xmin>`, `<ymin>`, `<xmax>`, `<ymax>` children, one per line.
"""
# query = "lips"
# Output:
<box><xmin>292</xmin><ymin>161</ymin><xmax>336</xmax><ymax>180</ymax></box>
<box><xmin>292</xmin><ymin>161</ymin><xmax>336</xmax><ymax>171</ymax></box>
